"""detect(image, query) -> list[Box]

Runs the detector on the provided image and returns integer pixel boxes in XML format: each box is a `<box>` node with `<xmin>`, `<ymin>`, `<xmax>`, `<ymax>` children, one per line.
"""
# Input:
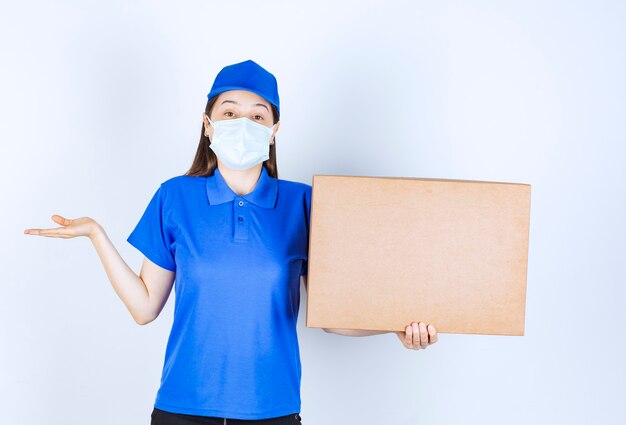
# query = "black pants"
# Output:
<box><xmin>151</xmin><ymin>407</ymin><xmax>302</xmax><ymax>425</ymax></box>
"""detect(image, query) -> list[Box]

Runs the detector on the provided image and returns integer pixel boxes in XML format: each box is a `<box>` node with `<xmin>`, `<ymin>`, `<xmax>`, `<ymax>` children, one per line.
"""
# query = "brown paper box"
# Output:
<box><xmin>305</xmin><ymin>174</ymin><xmax>531</xmax><ymax>336</ymax></box>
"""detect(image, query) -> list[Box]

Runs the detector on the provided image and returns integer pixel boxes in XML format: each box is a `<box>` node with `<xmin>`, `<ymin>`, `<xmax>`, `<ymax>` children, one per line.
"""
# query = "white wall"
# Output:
<box><xmin>2</xmin><ymin>1</ymin><xmax>624</xmax><ymax>424</ymax></box>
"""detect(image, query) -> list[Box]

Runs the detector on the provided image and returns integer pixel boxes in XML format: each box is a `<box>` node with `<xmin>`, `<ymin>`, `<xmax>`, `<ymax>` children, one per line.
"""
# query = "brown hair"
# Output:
<box><xmin>184</xmin><ymin>95</ymin><xmax>280</xmax><ymax>178</ymax></box>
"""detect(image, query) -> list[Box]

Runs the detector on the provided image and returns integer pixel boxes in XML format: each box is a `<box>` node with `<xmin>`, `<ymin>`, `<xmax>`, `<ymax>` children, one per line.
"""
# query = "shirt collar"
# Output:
<box><xmin>206</xmin><ymin>166</ymin><xmax>278</xmax><ymax>209</ymax></box>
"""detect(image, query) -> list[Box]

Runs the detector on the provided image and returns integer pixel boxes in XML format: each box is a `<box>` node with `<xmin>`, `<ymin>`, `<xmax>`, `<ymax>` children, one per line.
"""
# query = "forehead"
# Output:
<box><xmin>214</xmin><ymin>90</ymin><xmax>270</xmax><ymax>108</ymax></box>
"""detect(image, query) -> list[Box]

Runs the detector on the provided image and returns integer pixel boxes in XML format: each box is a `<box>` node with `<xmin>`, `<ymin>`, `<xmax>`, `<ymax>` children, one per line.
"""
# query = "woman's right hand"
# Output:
<box><xmin>24</xmin><ymin>214</ymin><xmax>101</xmax><ymax>240</ymax></box>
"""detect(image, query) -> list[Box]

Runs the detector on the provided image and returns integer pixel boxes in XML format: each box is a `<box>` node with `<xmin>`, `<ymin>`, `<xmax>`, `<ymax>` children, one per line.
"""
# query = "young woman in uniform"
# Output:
<box><xmin>24</xmin><ymin>59</ymin><xmax>438</xmax><ymax>425</ymax></box>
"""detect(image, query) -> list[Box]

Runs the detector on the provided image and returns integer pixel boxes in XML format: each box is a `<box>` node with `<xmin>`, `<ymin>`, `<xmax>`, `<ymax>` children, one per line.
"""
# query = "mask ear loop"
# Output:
<box><xmin>270</xmin><ymin>122</ymin><xmax>278</xmax><ymax>145</ymax></box>
<box><xmin>205</xmin><ymin>115</ymin><xmax>213</xmax><ymax>137</ymax></box>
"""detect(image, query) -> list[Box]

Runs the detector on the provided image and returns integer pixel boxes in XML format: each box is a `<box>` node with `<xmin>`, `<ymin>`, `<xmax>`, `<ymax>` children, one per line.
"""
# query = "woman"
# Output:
<box><xmin>24</xmin><ymin>59</ymin><xmax>438</xmax><ymax>424</ymax></box>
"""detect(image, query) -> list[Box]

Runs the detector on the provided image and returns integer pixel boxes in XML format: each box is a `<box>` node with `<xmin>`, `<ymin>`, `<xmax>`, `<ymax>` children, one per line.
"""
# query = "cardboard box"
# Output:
<box><xmin>305</xmin><ymin>174</ymin><xmax>531</xmax><ymax>336</ymax></box>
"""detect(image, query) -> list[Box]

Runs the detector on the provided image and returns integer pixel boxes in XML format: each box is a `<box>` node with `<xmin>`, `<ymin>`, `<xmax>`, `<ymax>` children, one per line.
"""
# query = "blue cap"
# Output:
<box><xmin>207</xmin><ymin>59</ymin><xmax>280</xmax><ymax>118</ymax></box>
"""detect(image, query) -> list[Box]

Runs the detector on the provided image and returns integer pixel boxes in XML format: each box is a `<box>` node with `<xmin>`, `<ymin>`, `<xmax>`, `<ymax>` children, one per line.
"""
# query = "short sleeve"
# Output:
<box><xmin>127</xmin><ymin>184</ymin><xmax>176</xmax><ymax>272</ymax></box>
<box><xmin>300</xmin><ymin>184</ymin><xmax>312</xmax><ymax>277</ymax></box>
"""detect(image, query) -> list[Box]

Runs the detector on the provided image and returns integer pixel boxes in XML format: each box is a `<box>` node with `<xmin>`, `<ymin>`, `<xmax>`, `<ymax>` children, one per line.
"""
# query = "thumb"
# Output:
<box><xmin>52</xmin><ymin>214</ymin><xmax>71</xmax><ymax>226</ymax></box>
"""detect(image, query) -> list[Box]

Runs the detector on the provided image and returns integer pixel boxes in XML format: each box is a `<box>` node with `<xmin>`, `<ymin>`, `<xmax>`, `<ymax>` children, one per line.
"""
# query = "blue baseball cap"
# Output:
<box><xmin>207</xmin><ymin>59</ymin><xmax>280</xmax><ymax>118</ymax></box>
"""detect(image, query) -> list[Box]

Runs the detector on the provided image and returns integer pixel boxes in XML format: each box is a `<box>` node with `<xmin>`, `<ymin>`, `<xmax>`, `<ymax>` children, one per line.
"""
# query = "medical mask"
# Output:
<box><xmin>207</xmin><ymin>117</ymin><xmax>276</xmax><ymax>171</ymax></box>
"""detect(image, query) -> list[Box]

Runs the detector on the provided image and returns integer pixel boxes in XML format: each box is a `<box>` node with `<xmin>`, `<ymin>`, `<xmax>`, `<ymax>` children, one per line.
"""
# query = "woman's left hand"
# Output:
<box><xmin>395</xmin><ymin>321</ymin><xmax>438</xmax><ymax>350</ymax></box>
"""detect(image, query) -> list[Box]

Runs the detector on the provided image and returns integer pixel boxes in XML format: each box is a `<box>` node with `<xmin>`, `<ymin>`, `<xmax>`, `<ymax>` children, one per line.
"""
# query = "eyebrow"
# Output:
<box><xmin>220</xmin><ymin>99</ymin><xmax>269</xmax><ymax>113</ymax></box>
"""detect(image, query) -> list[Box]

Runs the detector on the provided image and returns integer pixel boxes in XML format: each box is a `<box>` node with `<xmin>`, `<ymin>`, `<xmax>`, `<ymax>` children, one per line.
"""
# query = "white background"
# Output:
<box><xmin>2</xmin><ymin>1</ymin><xmax>625</xmax><ymax>424</ymax></box>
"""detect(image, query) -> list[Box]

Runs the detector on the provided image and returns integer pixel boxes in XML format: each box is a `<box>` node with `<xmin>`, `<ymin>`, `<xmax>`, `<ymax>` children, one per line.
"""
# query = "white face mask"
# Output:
<box><xmin>207</xmin><ymin>116</ymin><xmax>276</xmax><ymax>171</ymax></box>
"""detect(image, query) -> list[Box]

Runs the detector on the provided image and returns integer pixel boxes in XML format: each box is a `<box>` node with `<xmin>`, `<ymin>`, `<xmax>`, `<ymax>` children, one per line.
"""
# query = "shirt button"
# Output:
<box><xmin>237</xmin><ymin>216</ymin><xmax>243</xmax><ymax>222</ymax></box>
<box><xmin>238</xmin><ymin>200</ymin><xmax>244</xmax><ymax>206</ymax></box>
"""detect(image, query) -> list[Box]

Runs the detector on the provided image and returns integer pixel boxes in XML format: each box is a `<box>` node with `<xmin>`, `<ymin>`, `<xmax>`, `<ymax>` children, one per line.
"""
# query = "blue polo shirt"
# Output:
<box><xmin>126</xmin><ymin>165</ymin><xmax>311</xmax><ymax>419</ymax></box>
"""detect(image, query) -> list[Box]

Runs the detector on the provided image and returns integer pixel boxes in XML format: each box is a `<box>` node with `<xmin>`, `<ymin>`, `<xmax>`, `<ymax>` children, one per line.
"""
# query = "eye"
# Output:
<box><xmin>224</xmin><ymin>111</ymin><xmax>235</xmax><ymax>117</ymax></box>
<box><xmin>253</xmin><ymin>114</ymin><xmax>264</xmax><ymax>121</ymax></box>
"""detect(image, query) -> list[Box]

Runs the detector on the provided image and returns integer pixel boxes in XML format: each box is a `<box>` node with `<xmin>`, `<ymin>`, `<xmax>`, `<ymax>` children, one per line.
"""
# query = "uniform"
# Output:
<box><xmin>127</xmin><ymin>165</ymin><xmax>311</xmax><ymax>420</ymax></box>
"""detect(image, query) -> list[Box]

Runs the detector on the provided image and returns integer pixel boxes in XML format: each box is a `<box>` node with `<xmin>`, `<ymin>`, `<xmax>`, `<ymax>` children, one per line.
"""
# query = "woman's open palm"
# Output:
<box><xmin>24</xmin><ymin>215</ymin><xmax>98</xmax><ymax>239</ymax></box>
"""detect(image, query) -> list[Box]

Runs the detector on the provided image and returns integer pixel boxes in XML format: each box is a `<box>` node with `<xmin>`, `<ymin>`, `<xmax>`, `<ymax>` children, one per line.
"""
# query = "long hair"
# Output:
<box><xmin>184</xmin><ymin>96</ymin><xmax>280</xmax><ymax>178</ymax></box>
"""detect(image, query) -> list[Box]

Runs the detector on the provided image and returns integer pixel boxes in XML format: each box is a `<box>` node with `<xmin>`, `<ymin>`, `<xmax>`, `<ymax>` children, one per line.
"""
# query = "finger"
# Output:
<box><xmin>412</xmin><ymin>322</ymin><xmax>421</xmax><ymax>350</ymax></box>
<box><xmin>24</xmin><ymin>228</ymin><xmax>70</xmax><ymax>237</ymax></box>
<box><xmin>52</xmin><ymin>214</ymin><xmax>73</xmax><ymax>226</ymax></box>
<box><xmin>419</xmin><ymin>322</ymin><xmax>429</xmax><ymax>347</ymax></box>
<box><xmin>405</xmin><ymin>325</ymin><xmax>413</xmax><ymax>348</ymax></box>
<box><xmin>25</xmin><ymin>214</ymin><xmax>73</xmax><ymax>236</ymax></box>
<box><xmin>428</xmin><ymin>324</ymin><xmax>438</xmax><ymax>344</ymax></box>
